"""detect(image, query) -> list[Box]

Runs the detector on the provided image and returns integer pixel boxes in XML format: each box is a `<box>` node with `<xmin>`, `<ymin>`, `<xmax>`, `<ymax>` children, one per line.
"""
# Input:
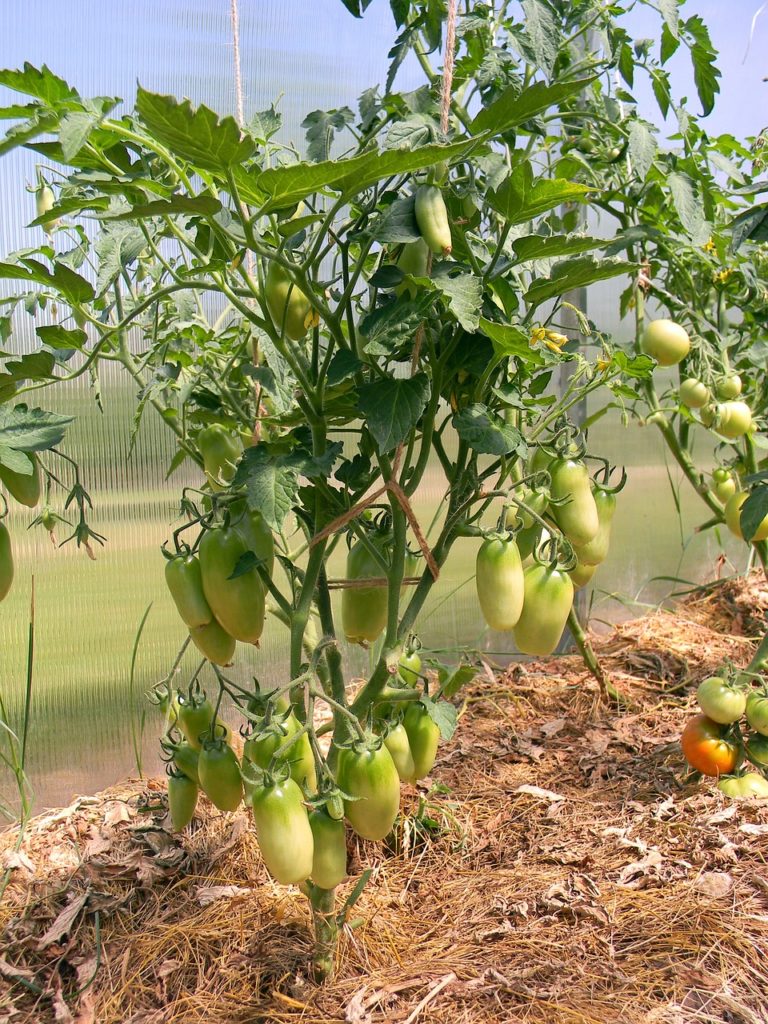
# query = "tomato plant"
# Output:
<box><xmin>3</xmin><ymin>0</ymin><xmax>724</xmax><ymax>983</ymax></box>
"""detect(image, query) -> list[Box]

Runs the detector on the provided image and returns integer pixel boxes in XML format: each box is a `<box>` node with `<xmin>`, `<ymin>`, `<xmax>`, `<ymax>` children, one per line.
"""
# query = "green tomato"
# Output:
<box><xmin>398</xmin><ymin>649</ymin><xmax>422</xmax><ymax>686</ymax></box>
<box><xmin>169</xmin><ymin>740</ymin><xmax>200</xmax><ymax>785</ymax></box>
<box><xmin>309</xmin><ymin>808</ymin><xmax>348</xmax><ymax>889</ymax></box>
<box><xmin>529</xmin><ymin>445</ymin><xmax>555</xmax><ymax>477</ymax></box>
<box><xmin>0</xmin><ymin>453</ymin><xmax>41</xmax><ymax>508</ymax></box>
<box><xmin>198</xmin><ymin>425</ymin><xmax>243</xmax><ymax>491</ymax></box>
<box><xmin>336</xmin><ymin>738</ymin><xmax>401</xmax><ymax>841</ymax></box>
<box><xmin>569</xmin><ymin>557</ymin><xmax>596</xmax><ymax>589</ymax></box>
<box><xmin>244</xmin><ymin>712</ymin><xmax>317</xmax><ymax>793</ymax></box>
<box><xmin>696</xmin><ymin>676</ymin><xmax>746</xmax><ymax>724</ymax></box>
<box><xmin>745</xmin><ymin>732</ymin><xmax>768</xmax><ymax>768</ymax></box>
<box><xmin>716</xmin><ymin>374</ymin><xmax>742</xmax><ymax>400</ymax></box>
<box><xmin>0</xmin><ymin>523</ymin><xmax>13</xmax><ymax>603</ymax></box>
<box><xmin>549</xmin><ymin>457</ymin><xmax>599</xmax><ymax>547</ymax></box>
<box><xmin>513</xmin><ymin>563</ymin><xmax>574</xmax><ymax>656</ymax></box>
<box><xmin>251</xmin><ymin>776</ymin><xmax>314</xmax><ymax>885</ymax></box>
<box><xmin>572</xmin><ymin>486</ymin><xmax>615</xmax><ymax>566</ymax></box>
<box><xmin>725</xmin><ymin>492</ymin><xmax>768</xmax><ymax>542</ymax></box>
<box><xmin>717</xmin><ymin>772</ymin><xmax>768</xmax><ymax>799</ymax></box>
<box><xmin>383</xmin><ymin>722</ymin><xmax>416</xmax><ymax>783</ymax></box>
<box><xmin>342</xmin><ymin>534</ymin><xmax>390</xmax><ymax>645</ymax></box>
<box><xmin>264</xmin><ymin>263</ymin><xmax>313</xmax><ymax>341</ymax></box>
<box><xmin>712</xmin><ymin>469</ymin><xmax>736</xmax><ymax>503</ymax></box>
<box><xmin>165</xmin><ymin>554</ymin><xmax>213</xmax><ymax>628</ymax></box>
<box><xmin>189</xmin><ymin>619</ymin><xmax>236</xmax><ymax>666</ymax></box>
<box><xmin>199</xmin><ymin>526</ymin><xmax>265</xmax><ymax>644</ymax></box>
<box><xmin>177</xmin><ymin>695</ymin><xmax>215</xmax><ymax>751</ymax></box>
<box><xmin>718</xmin><ymin>401</ymin><xmax>752</xmax><ymax>439</ymax></box>
<box><xmin>641</xmin><ymin>319</ymin><xmax>690</xmax><ymax>366</ymax></box>
<box><xmin>198</xmin><ymin>738</ymin><xmax>243</xmax><ymax>812</ymax></box>
<box><xmin>230</xmin><ymin>503</ymin><xmax>275</xmax><ymax>577</ymax></box>
<box><xmin>475</xmin><ymin>534</ymin><xmax>524</xmax><ymax>632</ymax></box>
<box><xmin>395</xmin><ymin>238</ymin><xmax>430</xmax><ymax>298</ymax></box>
<box><xmin>508</xmin><ymin>485</ymin><xmax>549</xmax><ymax>531</ymax></box>
<box><xmin>167</xmin><ymin>772</ymin><xmax>199</xmax><ymax>831</ymax></box>
<box><xmin>414</xmin><ymin>184</ymin><xmax>452</xmax><ymax>256</ymax></box>
<box><xmin>36</xmin><ymin>184</ymin><xmax>58</xmax><ymax>232</ymax></box>
<box><xmin>679</xmin><ymin>378</ymin><xmax>710</xmax><ymax>409</ymax></box>
<box><xmin>403</xmin><ymin>703</ymin><xmax>440</xmax><ymax>781</ymax></box>
<box><xmin>746</xmin><ymin>691</ymin><xmax>768</xmax><ymax>736</ymax></box>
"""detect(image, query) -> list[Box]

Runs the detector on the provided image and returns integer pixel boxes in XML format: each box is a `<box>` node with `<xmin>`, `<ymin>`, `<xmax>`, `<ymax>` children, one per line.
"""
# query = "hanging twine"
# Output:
<box><xmin>229</xmin><ymin>0</ymin><xmax>245</xmax><ymax>127</ymax></box>
<box><xmin>309</xmin><ymin>4</ymin><xmax>459</xmax><ymax>582</ymax></box>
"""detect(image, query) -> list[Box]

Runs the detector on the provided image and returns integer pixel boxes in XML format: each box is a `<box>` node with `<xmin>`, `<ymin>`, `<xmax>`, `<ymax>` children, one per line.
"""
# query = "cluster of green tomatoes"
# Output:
<box><xmin>681</xmin><ymin>670</ymin><xmax>768</xmax><ymax>799</ymax></box>
<box><xmin>474</xmin><ymin>428</ymin><xmax>623</xmax><ymax>655</ymax></box>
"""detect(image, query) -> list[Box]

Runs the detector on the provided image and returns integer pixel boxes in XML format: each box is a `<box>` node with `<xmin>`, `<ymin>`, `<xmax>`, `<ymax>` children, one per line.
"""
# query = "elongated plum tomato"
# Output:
<box><xmin>165</xmin><ymin>554</ymin><xmax>213</xmax><ymax>628</ymax></box>
<box><xmin>569</xmin><ymin>557</ymin><xmax>596</xmax><ymax>589</ymax></box>
<box><xmin>251</xmin><ymin>775</ymin><xmax>314</xmax><ymax>885</ymax></box>
<box><xmin>573</xmin><ymin>485</ymin><xmax>615</xmax><ymax>566</ymax></box>
<box><xmin>230</xmin><ymin>502</ymin><xmax>275</xmax><ymax>577</ymax></box>
<box><xmin>549</xmin><ymin>457</ymin><xmax>599</xmax><ymax>547</ymax></box>
<box><xmin>169</xmin><ymin>740</ymin><xmax>200</xmax><ymax>784</ymax></box>
<box><xmin>197</xmin><ymin>424</ymin><xmax>243</xmax><ymax>491</ymax></box>
<box><xmin>198</xmin><ymin>737</ymin><xmax>243</xmax><ymax>811</ymax></box>
<box><xmin>641</xmin><ymin>319</ymin><xmax>690</xmax><ymax>366</ymax></box>
<box><xmin>414</xmin><ymin>184</ymin><xmax>452</xmax><ymax>255</ymax></box>
<box><xmin>717</xmin><ymin>401</ymin><xmax>752</xmax><ymax>439</ymax></box>
<box><xmin>679</xmin><ymin>378</ymin><xmax>709</xmax><ymax>409</ymax></box>
<box><xmin>309</xmin><ymin>808</ymin><xmax>348</xmax><ymax>889</ymax></box>
<box><xmin>167</xmin><ymin>772</ymin><xmax>199</xmax><ymax>830</ymax></box>
<box><xmin>513</xmin><ymin>563</ymin><xmax>574</xmax><ymax>656</ymax></box>
<box><xmin>716</xmin><ymin>373</ymin><xmax>742</xmax><ymax>400</ymax></box>
<box><xmin>680</xmin><ymin>714</ymin><xmax>740</xmax><ymax>776</ymax></box>
<box><xmin>189</xmin><ymin>618</ymin><xmax>236</xmax><ymax>666</ymax></box>
<box><xmin>696</xmin><ymin>676</ymin><xmax>746</xmax><ymax>724</ymax></box>
<box><xmin>395</xmin><ymin>238</ymin><xmax>429</xmax><ymax>298</ymax></box>
<box><xmin>475</xmin><ymin>534</ymin><xmax>524</xmax><ymax>632</ymax></box>
<box><xmin>177</xmin><ymin>695</ymin><xmax>215</xmax><ymax>750</ymax></box>
<box><xmin>508</xmin><ymin>484</ymin><xmax>549</xmax><ymax>531</ymax></box>
<box><xmin>342</xmin><ymin>535</ymin><xmax>389</xmax><ymax>644</ymax></box>
<box><xmin>336</xmin><ymin>739</ymin><xmax>401</xmax><ymax>841</ymax></box>
<box><xmin>0</xmin><ymin>523</ymin><xmax>13</xmax><ymax>603</ymax></box>
<box><xmin>199</xmin><ymin>526</ymin><xmax>265</xmax><ymax>644</ymax></box>
<box><xmin>244</xmin><ymin>712</ymin><xmax>317</xmax><ymax>792</ymax></box>
<box><xmin>384</xmin><ymin>722</ymin><xmax>416</xmax><ymax>783</ymax></box>
<box><xmin>403</xmin><ymin>703</ymin><xmax>440</xmax><ymax>780</ymax></box>
<box><xmin>746</xmin><ymin>691</ymin><xmax>768</xmax><ymax>736</ymax></box>
<box><xmin>264</xmin><ymin>263</ymin><xmax>313</xmax><ymax>341</ymax></box>
<box><xmin>36</xmin><ymin>184</ymin><xmax>58</xmax><ymax>231</ymax></box>
<box><xmin>0</xmin><ymin>453</ymin><xmax>41</xmax><ymax>508</ymax></box>
<box><xmin>724</xmin><ymin>492</ymin><xmax>768</xmax><ymax>542</ymax></box>
<box><xmin>718</xmin><ymin>773</ymin><xmax>768</xmax><ymax>799</ymax></box>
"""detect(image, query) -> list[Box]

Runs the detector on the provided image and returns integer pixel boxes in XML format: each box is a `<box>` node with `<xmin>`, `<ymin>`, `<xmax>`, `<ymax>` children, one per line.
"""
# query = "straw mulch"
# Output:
<box><xmin>2</xmin><ymin>580</ymin><xmax>768</xmax><ymax>1024</ymax></box>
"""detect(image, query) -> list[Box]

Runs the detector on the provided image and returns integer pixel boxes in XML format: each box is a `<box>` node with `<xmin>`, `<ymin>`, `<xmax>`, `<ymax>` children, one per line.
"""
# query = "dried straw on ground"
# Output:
<box><xmin>2</xmin><ymin>574</ymin><xmax>768</xmax><ymax>1024</ymax></box>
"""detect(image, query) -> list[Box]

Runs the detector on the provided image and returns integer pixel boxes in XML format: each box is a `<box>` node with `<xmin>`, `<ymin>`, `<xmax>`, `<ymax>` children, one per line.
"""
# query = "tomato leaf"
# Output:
<box><xmin>470</xmin><ymin>77</ymin><xmax>595</xmax><ymax>136</ymax></box>
<box><xmin>35</xmin><ymin>325</ymin><xmax>87</xmax><ymax>351</ymax></box>
<box><xmin>453</xmin><ymin>403</ymin><xmax>527</xmax><ymax>457</ymax></box>
<box><xmin>684</xmin><ymin>14</ymin><xmax>721</xmax><ymax>116</ymax></box>
<box><xmin>431</xmin><ymin>264</ymin><xmax>483</xmax><ymax>331</ymax></box>
<box><xmin>360</xmin><ymin>294</ymin><xmax>434</xmax><ymax>357</ymax></box>
<box><xmin>628</xmin><ymin>120</ymin><xmax>657</xmax><ymax>181</ymax></box>
<box><xmin>741</xmin><ymin>486</ymin><xmax>768</xmax><ymax>543</ymax></box>
<box><xmin>667</xmin><ymin>171</ymin><xmax>710</xmax><ymax>246</ymax></box>
<box><xmin>233</xmin><ymin>446</ymin><xmax>299</xmax><ymax>531</ymax></box>
<box><xmin>372</xmin><ymin>195</ymin><xmax>421</xmax><ymax>245</ymax></box>
<box><xmin>487</xmin><ymin>164</ymin><xmax>593</xmax><ymax>225</ymax></box>
<box><xmin>521</xmin><ymin>0</ymin><xmax>559</xmax><ymax>76</ymax></box>
<box><xmin>438</xmin><ymin>664</ymin><xmax>477</xmax><ymax>699</ymax></box>
<box><xmin>0</xmin><ymin>404</ymin><xmax>73</xmax><ymax>453</ymax></box>
<box><xmin>511</xmin><ymin>234</ymin><xmax>604</xmax><ymax>263</ymax></box>
<box><xmin>326</xmin><ymin>350</ymin><xmax>363</xmax><ymax>387</ymax></box>
<box><xmin>478</xmin><ymin>318</ymin><xmax>543</xmax><ymax>366</ymax></box>
<box><xmin>524</xmin><ymin>256</ymin><xmax>634</xmax><ymax>308</ymax></box>
<box><xmin>136</xmin><ymin>87</ymin><xmax>255</xmax><ymax>172</ymax></box>
<box><xmin>358</xmin><ymin>373</ymin><xmax>431</xmax><ymax>453</ymax></box>
<box><xmin>420</xmin><ymin>695</ymin><xmax>458</xmax><ymax>741</ymax></box>
<box><xmin>0</xmin><ymin>63</ymin><xmax>78</xmax><ymax>106</ymax></box>
<box><xmin>105</xmin><ymin>195</ymin><xmax>222</xmax><ymax>221</ymax></box>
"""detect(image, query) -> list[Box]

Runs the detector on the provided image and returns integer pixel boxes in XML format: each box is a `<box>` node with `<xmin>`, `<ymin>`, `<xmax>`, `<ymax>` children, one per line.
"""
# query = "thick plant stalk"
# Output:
<box><xmin>310</xmin><ymin>886</ymin><xmax>338</xmax><ymax>981</ymax></box>
<box><xmin>567</xmin><ymin>606</ymin><xmax>628</xmax><ymax>706</ymax></box>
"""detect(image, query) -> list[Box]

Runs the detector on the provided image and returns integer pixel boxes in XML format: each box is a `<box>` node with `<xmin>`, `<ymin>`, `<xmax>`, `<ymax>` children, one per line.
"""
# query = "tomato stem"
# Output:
<box><xmin>309</xmin><ymin>885</ymin><xmax>338</xmax><ymax>981</ymax></box>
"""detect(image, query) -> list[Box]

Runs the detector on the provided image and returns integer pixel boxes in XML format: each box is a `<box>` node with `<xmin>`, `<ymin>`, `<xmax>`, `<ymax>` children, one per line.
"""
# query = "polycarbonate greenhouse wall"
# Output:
<box><xmin>0</xmin><ymin>0</ymin><xmax>764</xmax><ymax>809</ymax></box>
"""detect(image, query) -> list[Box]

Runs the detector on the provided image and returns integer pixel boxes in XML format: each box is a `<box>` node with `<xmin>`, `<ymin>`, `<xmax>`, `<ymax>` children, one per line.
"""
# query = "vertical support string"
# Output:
<box><xmin>439</xmin><ymin>0</ymin><xmax>458</xmax><ymax>135</ymax></box>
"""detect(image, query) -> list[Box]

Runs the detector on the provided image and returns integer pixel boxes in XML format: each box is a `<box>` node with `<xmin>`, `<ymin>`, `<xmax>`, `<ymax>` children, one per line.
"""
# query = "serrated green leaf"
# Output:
<box><xmin>438</xmin><ymin>664</ymin><xmax>477</xmax><ymax>699</ymax></box>
<box><xmin>360</xmin><ymin>294</ymin><xmax>433</xmax><ymax>358</ymax></box>
<box><xmin>487</xmin><ymin>164</ymin><xmax>593</xmax><ymax>225</ymax></box>
<box><xmin>326</xmin><ymin>349</ymin><xmax>363</xmax><ymax>386</ymax></box>
<box><xmin>421</xmin><ymin>695</ymin><xmax>458</xmax><ymax>741</ymax></box>
<box><xmin>36</xmin><ymin>325</ymin><xmax>87</xmax><ymax>351</ymax></box>
<box><xmin>0</xmin><ymin>404</ymin><xmax>73</xmax><ymax>452</ymax></box>
<box><xmin>667</xmin><ymin>171</ymin><xmax>710</xmax><ymax>245</ymax></box>
<box><xmin>94</xmin><ymin>224</ymin><xmax>146</xmax><ymax>295</ymax></box>
<box><xmin>233</xmin><ymin>445</ymin><xmax>299</xmax><ymax>530</ymax></box>
<box><xmin>431</xmin><ymin>265</ymin><xmax>483</xmax><ymax>331</ymax></box>
<box><xmin>453</xmin><ymin>403</ymin><xmax>527</xmax><ymax>456</ymax></box>
<box><xmin>730</xmin><ymin>203</ymin><xmax>768</xmax><ymax>252</ymax></box>
<box><xmin>136</xmin><ymin>86</ymin><xmax>255</xmax><ymax>172</ymax></box>
<box><xmin>470</xmin><ymin>77</ymin><xmax>595</xmax><ymax>136</ymax></box>
<box><xmin>628</xmin><ymin>120</ymin><xmax>657</xmax><ymax>181</ymax></box>
<box><xmin>685</xmin><ymin>15</ymin><xmax>721</xmax><ymax>116</ymax></box>
<box><xmin>0</xmin><ymin>63</ymin><xmax>77</xmax><ymax>105</ymax></box>
<box><xmin>524</xmin><ymin>256</ymin><xmax>634</xmax><ymax>308</ymax></box>
<box><xmin>29</xmin><ymin>195</ymin><xmax>111</xmax><ymax>226</ymax></box>
<box><xmin>478</xmin><ymin>319</ymin><xmax>543</xmax><ymax>366</ymax></box>
<box><xmin>372</xmin><ymin>195</ymin><xmax>421</xmax><ymax>244</ymax></box>
<box><xmin>358</xmin><ymin>373</ymin><xmax>430</xmax><ymax>453</ymax></box>
<box><xmin>105</xmin><ymin>194</ymin><xmax>222</xmax><ymax>222</ymax></box>
<box><xmin>521</xmin><ymin>0</ymin><xmax>559</xmax><ymax>76</ymax></box>
<box><xmin>60</xmin><ymin>110</ymin><xmax>100</xmax><ymax>161</ymax></box>
<box><xmin>239</xmin><ymin>136</ymin><xmax>482</xmax><ymax>211</ymax></box>
<box><xmin>511</xmin><ymin>234</ymin><xmax>604</xmax><ymax>263</ymax></box>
